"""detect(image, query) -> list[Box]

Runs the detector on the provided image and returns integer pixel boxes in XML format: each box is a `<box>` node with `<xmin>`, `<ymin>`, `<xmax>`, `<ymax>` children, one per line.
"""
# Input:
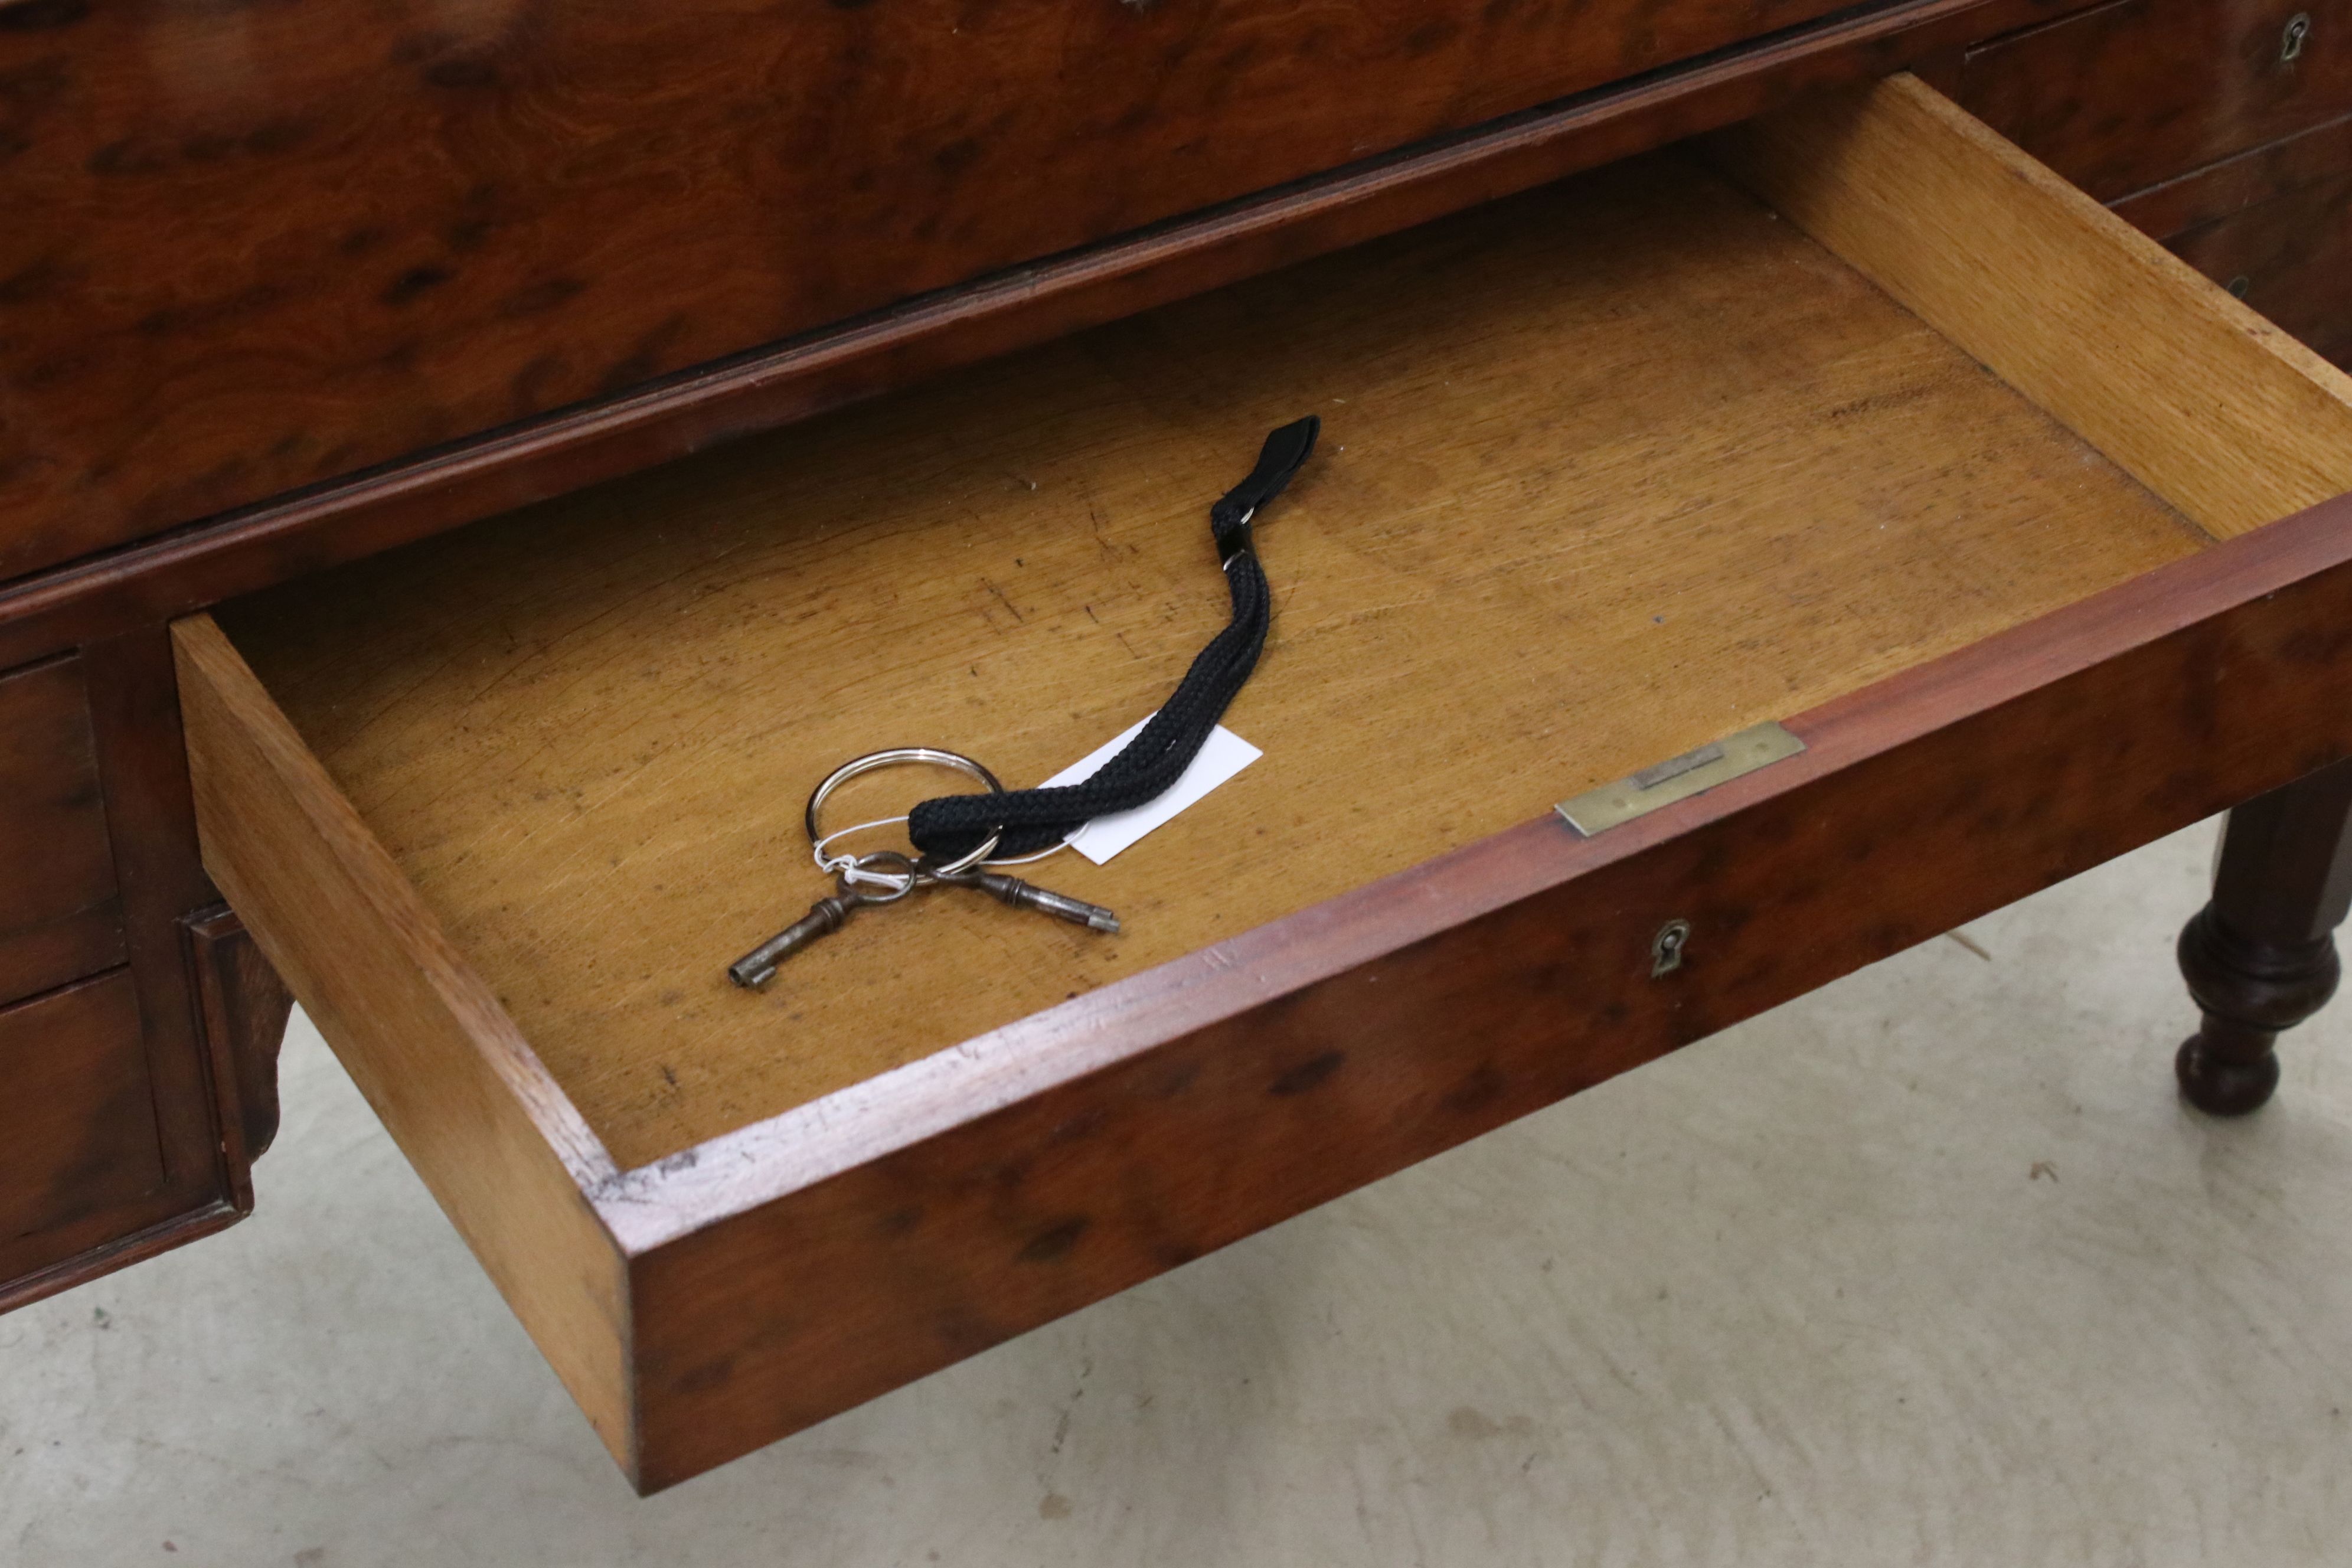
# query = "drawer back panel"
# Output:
<box><xmin>0</xmin><ymin>0</ymin><xmax>1850</xmax><ymax>582</ymax></box>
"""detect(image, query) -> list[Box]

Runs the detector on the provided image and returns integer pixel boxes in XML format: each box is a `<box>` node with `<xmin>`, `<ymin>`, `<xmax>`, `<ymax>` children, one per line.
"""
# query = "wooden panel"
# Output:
<box><xmin>218</xmin><ymin>149</ymin><xmax>2204</xmax><ymax>1171</ymax></box>
<box><xmin>171</xmin><ymin>615</ymin><xmax>635</xmax><ymax>1471</ymax></box>
<box><xmin>0</xmin><ymin>971</ymin><xmax>162</xmax><ymax>1246</ymax></box>
<box><xmin>1952</xmin><ymin>0</ymin><xmax>2352</xmax><ymax>200</ymax></box>
<box><xmin>2111</xmin><ymin>113</ymin><xmax>2352</xmax><ymax>238</ymax></box>
<box><xmin>0</xmin><ymin>901</ymin><xmax>122</xmax><ymax>1011</ymax></box>
<box><xmin>0</xmin><ymin>655</ymin><xmax>122</xmax><ymax>1003</ymax></box>
<box><xmin>0</xmin><ymin>1200</ymin><xmax>239</xmax><ymax>1317</ymax></box>
<box><xmin>79</xmin><ymin>628</ymin><xmax>243</xmax><ymax>1193</ymax></box>
<box><xmin>0</xmin><ymin>0</ymin><xmax>2066</xmax><ymax>671</ymax></box>
<box><xmin>0</xmin><ymin>0</ymin><xmax>1876</xmax><ymax>582</ymax></box>
<box><xmin>2112</xmin><ymin>116</ymin><xmax>2352</xmax><ymax>371</ymax></box>
<box><xmin>1708</xmin><ymin>72</ymin><xmax>2352</xmax><ymax>539</ymax></box>
<box><xmin>0</xmin><ymin>631</ymin><xmax>272</xmax><ymax>1315</ymax></box>
<box><xmin>185</xmin><ymin>905</ymin><xmax>295</xmax><ymax>1185</ymax></box>
<box><xmin>2166</xmin><ymin>178</ymin><xmax>2352</xmax><ymax>371</ymax></box>
<box><xmin>616</xmin><ymin>492</ymin><xmax>2352</xmax><ymax>1490</ymax></box>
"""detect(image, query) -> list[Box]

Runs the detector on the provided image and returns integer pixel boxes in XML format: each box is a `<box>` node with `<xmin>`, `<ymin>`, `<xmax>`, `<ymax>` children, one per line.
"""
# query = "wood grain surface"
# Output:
<box><xmin>0</xmin><ymin>633</ymin><xmax>261</xmax><ymax>1311</ymax></box>
<box><xmin>0</xmin><ymin>0</ymin><xmax>1872</xmax><ymax>584</ymax></box>
<box><xmin>1951</xmin><ymin>0</ymin><xmax>2352</xmax><ymax>200</ymax></box>
<box><xmin>185</xmin><ymin>905</ymin><xmax>295</xmax><ymax>1182</ymax></box>
<box><xmin>2113</xmin><ymin>112</ymin><xmax>2352</xmax><ymax>239</ymax></box>
<box><xmin>220</xmin><ymin>148</ymin><xmax>2204</xmax><ymax>1170</ymax></box>
<box><xmin>0</xmin><ymin>655</ymin><xmax>121</xmax><ymax>1004</ymax></box>
<box><xmin>2125</xmin><ymin>118</ymin><xmax>2352</xmax><ymax>371</ymax></box>
<box><xmin>0</xmin><ymin>0</ymin><xmax>2069</xmax><ymax>674</ymax></box>
<box><xmin>78</xmin><ymin>628</ymin><xmax>243</xmax><ymax>1194</ymax></box>
<box><xmin>0</xmin><ymin>971</ymin><xmax>162</xmax><ymax>1247</ymax></box>
<box><xmin>0</xmin><ymin>903</ymin><xmax>121</xmax><ymax>1017</ymax></box>
<box><xmin>1710</xmin><ymin>73</ymin><xmax>2352</xmax><ymax>539</ymax></box>
<box><xmin>0</xmin><ymin>1198</ymin><xmax>239</xmax><ymax>1317</ymax></box>
<box><xmin>2165</xmin><ymin>190</ymin><xmax>2352</xmax><ymax>371</ymax></box>
<box><xmin>174</xmin><ymin>615</ymin><xmax>634</xmax><ymax>1471</ymax></box>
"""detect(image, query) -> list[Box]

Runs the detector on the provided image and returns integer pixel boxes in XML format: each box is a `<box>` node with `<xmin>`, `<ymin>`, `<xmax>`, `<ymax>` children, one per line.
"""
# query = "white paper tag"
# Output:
<box><xmin>1038</xmin><ymin>716</ymin><xmax>1262</xmax><ymax>864</ymax></box>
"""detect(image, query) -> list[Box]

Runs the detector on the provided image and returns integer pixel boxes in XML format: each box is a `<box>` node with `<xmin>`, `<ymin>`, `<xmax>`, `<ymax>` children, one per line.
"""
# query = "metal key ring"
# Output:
<box><xmin>836</xmin><ymin>849</ymin><xmax>920</xmax><ymax>903</ymax></box>
<box><xmin>805</xmin><ymin>747</ymin><xmax>1006</xmax><ymax>879</ymax></box>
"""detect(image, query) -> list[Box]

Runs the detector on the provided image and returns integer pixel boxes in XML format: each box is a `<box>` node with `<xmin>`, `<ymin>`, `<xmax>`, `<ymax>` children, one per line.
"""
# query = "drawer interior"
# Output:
<box><xmin>205</xmin><ymin>92</ymin><xmax>2334</xmax><ymax>1176</ymax></box>
<box><xmin>214</xmin><ymin>142</ymin><xmax>2210</xmax><ymax>1172</ymax></box>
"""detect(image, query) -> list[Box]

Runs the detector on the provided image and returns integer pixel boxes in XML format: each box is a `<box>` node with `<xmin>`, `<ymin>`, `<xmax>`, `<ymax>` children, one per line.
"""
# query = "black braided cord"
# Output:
<box><xmin>907</xmin><ymin>416</ymin><xmax>1320</xmax><ymax>863</ymax></box>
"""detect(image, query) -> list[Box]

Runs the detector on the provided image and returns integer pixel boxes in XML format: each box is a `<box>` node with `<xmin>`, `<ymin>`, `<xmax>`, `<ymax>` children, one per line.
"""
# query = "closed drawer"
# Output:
<box><xmin>0</xmin><ymin>655</ymin><xmax>124</xmax><ymax>1005</ymax></box>
<box><xmin>0</xmin><ymin>972</ymin><xmax>164</xmax><ymax>1259</ymax></box>
<box><xmin>1952</xmin><ymin>0</ymin><xmax>2352</xmax><ymax>200</ymax></box>
<box><xmin>174</xmin><ymin>77</ymin><xmax>2352</xmax><ymax>1491</ymax></box>
<box><xmin>1</xmin><ymin>0</ymin><xmax>1863</xmax><ymax>582</ymax></box>
<box><xmin>2112</xmin><ymin>115</ymin><xmax>2352</xmax><ymax>369</ymax></box>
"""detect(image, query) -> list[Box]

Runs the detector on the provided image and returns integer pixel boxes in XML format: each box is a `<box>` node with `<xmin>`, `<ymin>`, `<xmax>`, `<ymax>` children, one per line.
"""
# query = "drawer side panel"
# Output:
<box><xmin>171</xmin><ymin>615</ymin><xmax>636</xmax><ymax>1472</ymax></box>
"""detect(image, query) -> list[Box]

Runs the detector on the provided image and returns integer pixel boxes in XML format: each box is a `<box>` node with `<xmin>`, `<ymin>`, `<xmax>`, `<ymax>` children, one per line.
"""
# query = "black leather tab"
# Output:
<box><xmin>1210</xmin><ymin>414</ymin><xmax>1320</xmax><ymax>563</ymax></box>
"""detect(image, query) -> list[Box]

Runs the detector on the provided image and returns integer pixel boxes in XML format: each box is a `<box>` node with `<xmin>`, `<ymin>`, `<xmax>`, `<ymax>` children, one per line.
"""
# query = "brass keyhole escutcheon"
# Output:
<box><xmin>1651</xmin><ymin>919</ymin><xmax>1692</xmax><ymax>978</ymax></box>
<box><xmin>2283</xmin><ymin>12</ymin><xmax>2311</xmax><ymax>63</ymax></box>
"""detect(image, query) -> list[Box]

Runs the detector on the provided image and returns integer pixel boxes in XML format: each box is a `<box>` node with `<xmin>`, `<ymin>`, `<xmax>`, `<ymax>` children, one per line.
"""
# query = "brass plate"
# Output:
<box><xmin>1556</xmin><ymin>722</ymin><xmax>1805</xmax><ymax>835</ymax></box>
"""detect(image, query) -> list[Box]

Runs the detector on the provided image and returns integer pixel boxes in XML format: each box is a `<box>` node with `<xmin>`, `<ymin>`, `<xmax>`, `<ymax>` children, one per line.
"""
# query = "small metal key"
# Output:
<box><xmin>727</xmin><ymin>852</ymin><xmax>1119</xmax><ymax>989</ymax></box>
<box><xmin>727</xmin><ymin>856</ymin><xmax>916</xmax><ymax>989</ymax></box>
<box><xmin>931</xmin><ymin>868</ymin><xmax>1121</xmax><ymax>933</ymax></box>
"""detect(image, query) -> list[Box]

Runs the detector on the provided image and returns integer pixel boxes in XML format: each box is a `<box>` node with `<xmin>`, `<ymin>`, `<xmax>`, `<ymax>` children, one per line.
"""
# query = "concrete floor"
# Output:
<box><xmin>6</xmin><ymin>819</ymin><xmax>2352</xmax><ymax>1564</ymax></box>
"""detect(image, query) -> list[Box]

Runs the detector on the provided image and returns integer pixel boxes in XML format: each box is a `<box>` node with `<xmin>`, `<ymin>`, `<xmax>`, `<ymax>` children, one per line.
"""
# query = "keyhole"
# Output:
<box><xmin>2282</xmin><ymin>12</ymin><xmax>2311</xmax><ymax>63</ymax></box>
<box><xmin>1651</xmin><ymin>919</ymin><xmax>1691</xmax><ymax>978</ymax></box>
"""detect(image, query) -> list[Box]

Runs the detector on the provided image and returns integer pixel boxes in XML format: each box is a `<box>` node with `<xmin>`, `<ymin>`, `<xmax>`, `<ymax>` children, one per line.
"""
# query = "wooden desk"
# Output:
<box><xmin>4</xmin><ymin>0</ymin><xmax>2349</xmax><ymax>1491</ymax></box>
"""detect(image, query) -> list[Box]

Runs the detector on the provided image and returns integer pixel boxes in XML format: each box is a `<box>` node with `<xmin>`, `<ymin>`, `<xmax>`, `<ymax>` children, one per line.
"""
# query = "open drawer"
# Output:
<box><xmin>172</xmin><ymin>76</ymin><xmax>2352</xmax><ymax>1492</ymax></box>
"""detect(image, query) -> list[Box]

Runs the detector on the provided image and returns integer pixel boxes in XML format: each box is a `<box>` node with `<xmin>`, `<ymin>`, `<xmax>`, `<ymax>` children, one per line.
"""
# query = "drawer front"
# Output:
<box><xmin>0</xmin><ymin>972</ymin><xmax>164</xmax><ymax>1255</ymax></box>
<box><xmin>1953</xmin><ymin>0</ymin><xmax>2352</xmax><ymax>200</ymax></box>
<box><xmin>0</xmin><ymin>0</ymin><xmax>1856</xmax><ymax>583</ymax></box>
<box><xmin>2113</xmin><ymin>116</ymin><xmax>2352</xmax><ymax>370</ymax></box>
<box><xmin>0</xmin><ymin>656</ymin><xmax>124</xmax><ymax>1004</ymax></box>
<box><xmin>2168</xmin><ymin>181</ymin><xmax>2352</xmax><ymax>369</ymax></box>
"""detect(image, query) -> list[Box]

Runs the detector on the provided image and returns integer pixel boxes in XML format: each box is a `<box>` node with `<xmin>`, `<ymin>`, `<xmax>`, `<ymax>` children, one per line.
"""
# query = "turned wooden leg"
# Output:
<box><xmin>2177</xmin><ymin>759</ymin><xmax>2352</xmax><ymax>1115</ymax></box>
